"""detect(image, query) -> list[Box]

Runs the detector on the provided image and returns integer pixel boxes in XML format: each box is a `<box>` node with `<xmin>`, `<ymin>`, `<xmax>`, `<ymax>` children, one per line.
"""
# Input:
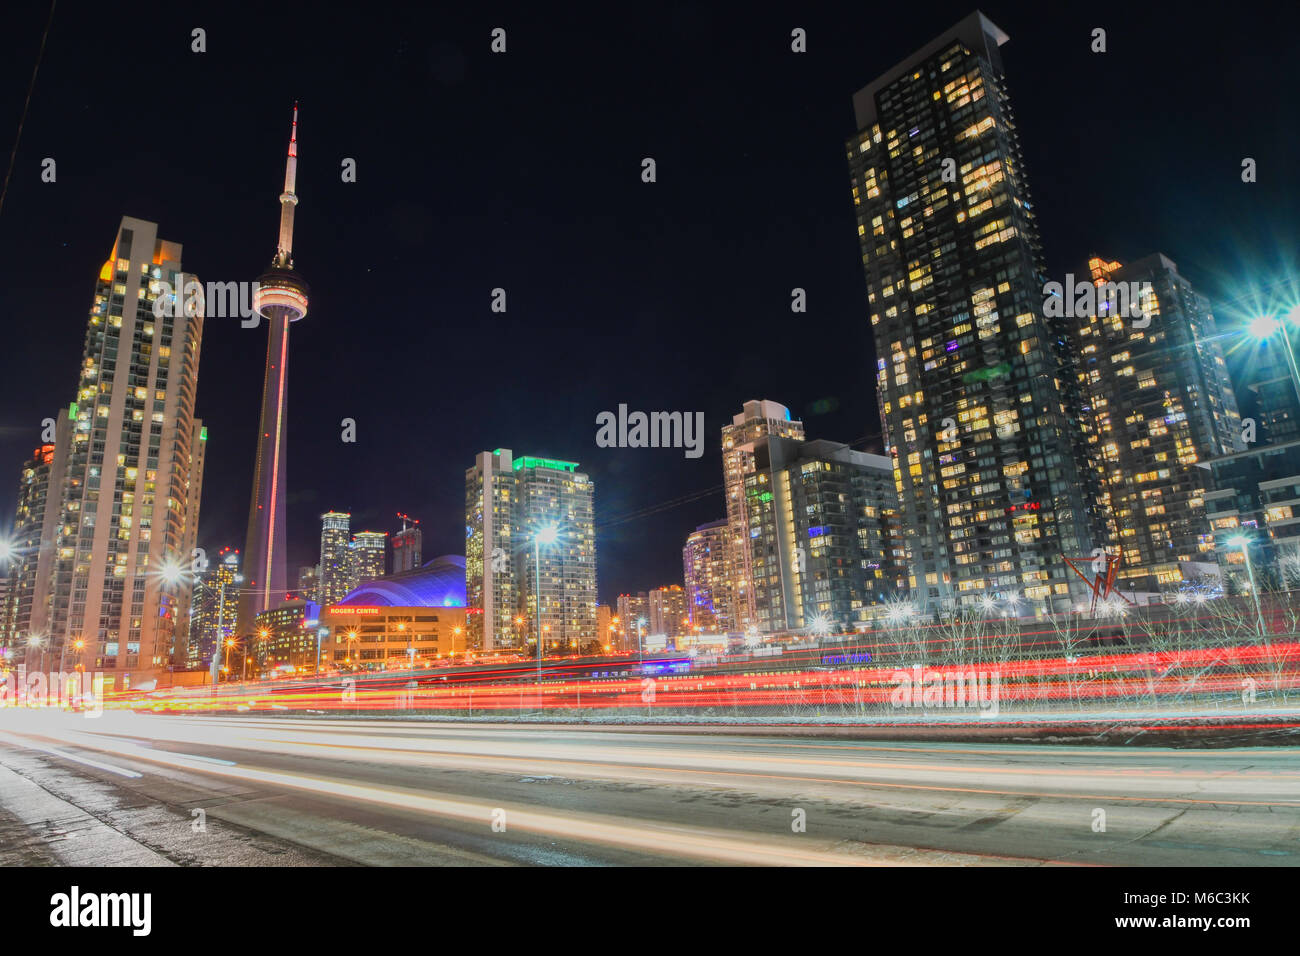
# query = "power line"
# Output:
<box><xmin>597</xmin><ymin>483</ymin><xmax>724</xmax><ymax>530</ymax></box>
<box><xmin>0</xmin><ymin>0</ymin><xmax>56</xmax><ymax>221</ymax></box>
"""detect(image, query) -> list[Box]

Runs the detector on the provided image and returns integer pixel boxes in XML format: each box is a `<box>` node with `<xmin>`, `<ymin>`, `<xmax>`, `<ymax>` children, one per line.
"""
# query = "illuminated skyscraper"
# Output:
<box><xmin>648</xmin><ymin>585</ymin><xmax>688</xmax><ymax>641</ymax></box>
<box><xmin>515</xmin><ymin>455</ymin><xmax>597</xmax><ymax>653</ymax></box>
<box><xmin>16</xmin><ymin>217</ymin><xmax>207</xmax><ymax>687</ymax></box>
<box><xmin>237</xmin><ymin>105</ymin><xmax>310</xmax><ymax>636</ymax></box>
<box><xmin>722</xmin><ymin>401</ymin><xmax>805</xmax><ymax>631</ymax></box>
<box><xmin>466</xmin><ymin>449</ymin><xmax>517</xmax><ymax>651</ymax></box>
<box><xmin>466</xmin><ymin>449</ymin><xmax>596</xmax><ymax>652</ymax></box>
<box><xmin>615</xmin><ymin>591</ymin><xmax>649</xmax><ymax>652</ymax></box>
<box><xmin>846</xmin><ymin>12</ymin><xmax>1099</xmax><ymax>615</ymax></box>
<box><xmin>318</xmin><ymin>511</ymin><xmax>353</xmax><ymax>607</ymax></box>
<box><xmin>2</xmin><ymin>425</ymin><xmax>70</xmax><ymax>652</ymax></box>
<box><xmin>1075</xmin><ymin>253</ymin><xmax>1243</xmax><ymax>592</ymax></box>
<box><xmin>682</xmin><ymin>520</ymin><xmax>729</xmax><ymax>631</ymax></box>
<box><xmin>188</xmin><ymin>548</ymin><xmax>240</xmax><ymax>669</ymax></box>
<box><xmin>351</xmin><ymin>530</ymin><xmax>387</xmax><ymax>584</ymax></box>
<box><xmin>744</xmin><ymin>437</ymin><xmax>908</xmax><ymax>633</ymax></box>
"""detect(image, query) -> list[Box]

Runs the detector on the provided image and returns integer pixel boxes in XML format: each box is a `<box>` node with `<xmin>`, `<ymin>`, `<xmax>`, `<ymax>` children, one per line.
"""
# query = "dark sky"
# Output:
<box><xmin>1</xmin><ymin>1</ymin><xmax>1297</xmax><ymax>603</ymax></box>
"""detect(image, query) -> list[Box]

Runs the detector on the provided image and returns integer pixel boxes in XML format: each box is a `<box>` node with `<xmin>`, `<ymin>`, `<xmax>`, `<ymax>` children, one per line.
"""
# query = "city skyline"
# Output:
<box><xmin>3</xmin><ymin>0</ymin><xmax>1300</xmax><ymax>883</ymax></box>
<box><xmin>2</xmin><ymin>4</ymin><xmax>1297</xmax><ymax>608</ymax></box>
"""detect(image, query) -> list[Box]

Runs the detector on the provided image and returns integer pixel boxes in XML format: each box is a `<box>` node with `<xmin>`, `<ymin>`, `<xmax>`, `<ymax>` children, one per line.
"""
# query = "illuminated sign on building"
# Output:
<box><xmin>326</xmin><ymin>606</ymin><xmax>380</xmax><ymax>615</ymax></box>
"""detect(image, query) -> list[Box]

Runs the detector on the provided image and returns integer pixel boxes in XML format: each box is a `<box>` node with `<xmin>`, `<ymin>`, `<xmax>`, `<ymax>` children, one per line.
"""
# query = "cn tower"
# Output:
<box><xmin>236</xmin><ymin>104</ymin><xmax>310</xmax><ymax>636</ymax></box>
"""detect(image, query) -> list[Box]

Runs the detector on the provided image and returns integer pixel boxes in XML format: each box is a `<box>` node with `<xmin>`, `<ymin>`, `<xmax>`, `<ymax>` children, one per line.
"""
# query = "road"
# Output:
<box><xmin>1</xmin><ymin>711</ymin><xmax>1297</xmax><ymax>866</ymax></box>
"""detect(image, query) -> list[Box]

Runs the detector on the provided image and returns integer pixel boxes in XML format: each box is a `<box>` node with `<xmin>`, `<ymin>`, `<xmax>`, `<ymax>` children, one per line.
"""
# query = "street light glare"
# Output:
<box><xmin>536</xmin><ymin>525</ymin><xmax>560</xmax><ymax>545</ymax></box>
<box><xmin>1227</xmin><ymin>535</ymin><xmax>1250</xmax><ymax>547</ymax></box>
<box><xmin>1248</xmin><ymin>315</ymin><xmax>1279</xmax><ymax>340</ymax></box>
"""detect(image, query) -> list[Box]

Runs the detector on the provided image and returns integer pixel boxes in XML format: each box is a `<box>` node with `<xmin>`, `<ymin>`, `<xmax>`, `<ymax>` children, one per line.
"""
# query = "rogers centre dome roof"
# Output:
<box><xmin>335</xmin><ymin>554</ymin><xmax>467</xmax><ymax>608</ymax></box>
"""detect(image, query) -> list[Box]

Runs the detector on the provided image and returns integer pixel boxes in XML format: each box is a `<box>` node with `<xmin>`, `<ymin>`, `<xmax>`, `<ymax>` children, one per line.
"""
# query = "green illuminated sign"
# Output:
<box><xmin>514</xmin><ymin>456</ymin><xmax>579</xmax><ymax>473</ymax></box>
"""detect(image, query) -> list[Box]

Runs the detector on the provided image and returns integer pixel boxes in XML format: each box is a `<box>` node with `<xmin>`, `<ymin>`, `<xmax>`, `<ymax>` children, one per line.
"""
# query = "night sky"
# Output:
<box><xmin>1</xmin><ymin>1</ymin><xmax>1297</xmax><ymax>603</ymax></box>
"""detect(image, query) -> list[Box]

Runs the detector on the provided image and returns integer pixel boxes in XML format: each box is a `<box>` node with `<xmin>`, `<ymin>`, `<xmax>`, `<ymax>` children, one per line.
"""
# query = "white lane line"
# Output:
<box><xmin>58</xmin><ymin>730</ymin><xmax>239</xmax><ymax>767</ymax></box>
<box><xmin>39</xmin><ymin>730</ymin><xmax>890</xmax><ymax>866</ymax></box>
<box><xmin>0</xmin><ymin>731</ymin><xmax>143</xmax><ymax>778</ymax></box>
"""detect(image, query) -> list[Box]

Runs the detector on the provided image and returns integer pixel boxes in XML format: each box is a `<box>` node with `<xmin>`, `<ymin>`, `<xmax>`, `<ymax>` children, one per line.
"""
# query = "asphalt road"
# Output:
<box><xmin>1</xmin><ymin>712</ymin><xmax>1297</xmax><ymax>866</ymax></box>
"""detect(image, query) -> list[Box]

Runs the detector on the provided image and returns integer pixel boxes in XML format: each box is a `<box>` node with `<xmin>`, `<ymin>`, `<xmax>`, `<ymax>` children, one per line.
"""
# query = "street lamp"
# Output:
<box><xmin>251</xmin><ymin>627</ymin><xmax>270</xmax><ymax>682</ymax></box>
<box><xmin>1248</xmin><ymin>309</ymin><xmax>1300</xmax><ymax>405</ymax></box>
<box><xmin>223</xmin><ymin>637</ymin><xmax>237</xmax><ymax>683</ymax></box>
<box><xmin>317</xmin><ymin>627</ymin><xmax>328</xmax><ymax>676</ymax></box>
<box><xmin>636</xmin><ymin>616</ymin><xmax>647</xmax><ymax>665</ymax></box>
<box><xmin>534</xmin><ymin>525</ymin><xmax>559</xmax><ymax>684</ymax></box>
<box><xmin>885</xmin><ymin>603</ymin><xmax>914</xmax><ymax>627</ymax></box>
<box><xmin>1227</xmin><ymin>534</ymin><xmax>1267</xmax><ymax>638</ymax></box>
<box><xmin>451</xmin><ymin>625</ymin><xmax>461</xmax><ymax>661</ymax></box>
<box><xmin>27</xmin><ymin>634</ymin><xmax>45</xmax><ymax>672</ymax></box>
<box><xmin>58</xmin><ymin>636</ymin><xmax>86</xmax><ymax>673</ymax></box>
<box><xmin>395</xmin><ymin>620</ymin><xmax>411</xmax><ymax>672</ymax></box>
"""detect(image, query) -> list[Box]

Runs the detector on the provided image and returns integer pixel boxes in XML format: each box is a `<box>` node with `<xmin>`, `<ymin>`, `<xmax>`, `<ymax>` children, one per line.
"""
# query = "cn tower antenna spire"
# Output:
<box><xmin>275</xmin><ymin>101</ymin><xmax>300</xmax><ymax>268</ymax></box>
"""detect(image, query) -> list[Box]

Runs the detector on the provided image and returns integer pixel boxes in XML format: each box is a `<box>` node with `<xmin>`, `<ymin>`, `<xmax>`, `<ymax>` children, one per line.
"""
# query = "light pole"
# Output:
<box><xmin>534</xmin><ymin>525</ymin><xmax>559</xmax><ymax>684</ymax></box>
<box><xmin>260</xmin><ymin>626</ymin><xmax>272</xmax><ymax>680</ymax></box>
<box><xmin>58</xmin><ymin>636</ymin><xmax>80</xmax><ymax>673</ymax></box>
<box><xmin>1249</xmin><ymin>311</ymin><xmax>1300</xmax><ymax>405</ymax></box>
<box><xmin>1228</xmin><ymin>534</ymin><xmax>1267</xmax><ymax>639</ymax></box>
<box><xmin>223</xmin><ymin>637</ymin><xmax>237</xmax><ymax>684</ymax></box>
<box><xmin>636</xmin><ymin>616</ymin><xmax>646</xmax><ymax>666</ymax></box>
<box><xmin>451</xmin><ymin>626</ymin><xmax>461</xmax><ymax>662</ymax></box>
<box><xmin>27</xmin><ymin>634</ymin><xmax>45</xmax><ymax>673</ymax></box>
<box><xmin>397</xmin><ymin>621</ymin><xmax>410</xmax><ymax>672</ymax></box>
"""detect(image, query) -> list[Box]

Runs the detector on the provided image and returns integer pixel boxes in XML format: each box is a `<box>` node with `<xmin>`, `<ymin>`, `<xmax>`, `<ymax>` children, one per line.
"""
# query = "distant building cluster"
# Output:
<box><xmin>298</xmin><ymin>510</ymin><xmax>389</xmax><ymax>607</ymax></box>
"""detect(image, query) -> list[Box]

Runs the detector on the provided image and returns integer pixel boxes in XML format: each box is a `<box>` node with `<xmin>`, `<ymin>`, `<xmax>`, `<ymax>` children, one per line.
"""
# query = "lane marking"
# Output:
<box><xmin>0</xmin><ymin>731</ymin><xmax>143</xmax><ymax>779</ymax></box>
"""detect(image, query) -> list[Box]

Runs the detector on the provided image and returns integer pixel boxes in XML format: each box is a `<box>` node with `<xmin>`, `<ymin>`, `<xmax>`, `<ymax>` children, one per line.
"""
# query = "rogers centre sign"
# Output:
<box><xmin>326</xmin><ymin>606</ymin><xmax>381</xmax><ymax>615</ymax></box>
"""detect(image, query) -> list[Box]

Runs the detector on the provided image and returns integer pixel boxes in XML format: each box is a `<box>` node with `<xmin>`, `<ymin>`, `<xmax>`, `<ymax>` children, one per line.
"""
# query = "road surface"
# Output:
<box><xmin>1</xmin><ymin>712</ymin><xmax>1297</xmax><ymax>866</ymax></box>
